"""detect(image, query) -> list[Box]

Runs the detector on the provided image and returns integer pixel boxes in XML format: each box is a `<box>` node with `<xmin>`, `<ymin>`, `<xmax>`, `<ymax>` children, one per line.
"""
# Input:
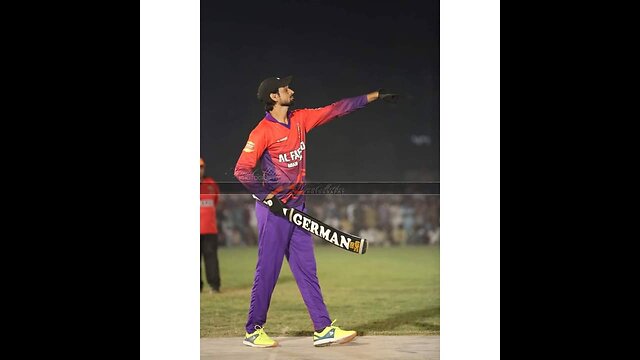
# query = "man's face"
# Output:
<box><xmin>275</xmin><ymin>85</ymin><xmax>295</xmax><ymax>106</ymax></box>
<box><xmin>200</xmin><ymin>158</ymin><xmax>205</xmax><ymax>179</ymax></box>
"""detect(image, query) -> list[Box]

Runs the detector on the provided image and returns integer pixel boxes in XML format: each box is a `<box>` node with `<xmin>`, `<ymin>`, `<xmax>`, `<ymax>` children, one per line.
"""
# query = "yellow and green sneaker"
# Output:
<box><xmin>313</xmin><ymin>319</ymin><xmax>357</xmax><ymax>347</ymax></box>
<box><xmin>243</xmin><ymin>325</ymin><xmax>278</xmax><ymax>348</ymax></box>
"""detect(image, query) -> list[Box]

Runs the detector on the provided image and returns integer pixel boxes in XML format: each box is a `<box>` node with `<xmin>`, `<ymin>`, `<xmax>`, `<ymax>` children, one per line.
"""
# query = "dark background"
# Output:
<box><xmin>201</xmin><ymin>0</ymin><xmax>439</xmax><ymax>182</ymax></box>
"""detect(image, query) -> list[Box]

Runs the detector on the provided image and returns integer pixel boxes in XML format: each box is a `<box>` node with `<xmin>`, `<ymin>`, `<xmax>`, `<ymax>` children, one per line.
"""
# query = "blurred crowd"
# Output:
<box><xmin>216</xmin><ymin>194</ymin><xmax>439</xmax><ymax>247</ymax></box>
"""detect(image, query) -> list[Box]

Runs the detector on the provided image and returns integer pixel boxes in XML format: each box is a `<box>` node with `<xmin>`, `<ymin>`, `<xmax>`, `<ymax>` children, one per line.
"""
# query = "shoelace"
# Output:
<box><xmin>254</xmin><ymin>325</ymin><xmax>266</xmax><ymax>335</ymax></box>
<box><xmin>314</xmin><ymin>320</ymin><xmax>343</xmax><ymax>335</ymax></box>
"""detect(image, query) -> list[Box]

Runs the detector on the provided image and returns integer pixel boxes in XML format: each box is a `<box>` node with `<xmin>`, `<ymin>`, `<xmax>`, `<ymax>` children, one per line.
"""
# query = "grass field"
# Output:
<box><xmin>201</xmin><ymin>245</ymin><xmax>439</xmax><ymax>337</ymax></box>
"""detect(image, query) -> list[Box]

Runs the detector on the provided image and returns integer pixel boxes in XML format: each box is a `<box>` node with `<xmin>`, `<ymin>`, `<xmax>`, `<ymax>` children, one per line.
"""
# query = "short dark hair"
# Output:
<box><xmin>263</xmin><ymin>93</ymin><xmax>277</xmax><ymax>111</ymax></box>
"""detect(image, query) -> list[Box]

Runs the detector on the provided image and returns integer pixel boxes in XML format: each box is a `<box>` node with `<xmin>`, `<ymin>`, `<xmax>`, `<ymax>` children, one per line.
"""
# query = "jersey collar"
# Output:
<box><xmin>264</xmin><ymin>110</ymin><xmax>292</xmax><ymax>129</ymax></box>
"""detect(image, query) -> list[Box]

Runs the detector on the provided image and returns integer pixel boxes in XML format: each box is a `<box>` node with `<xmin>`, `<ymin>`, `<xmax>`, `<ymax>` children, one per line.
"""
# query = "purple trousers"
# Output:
<box><xmin>245</xmin><ymin>202</ymin><xmax>331</xmax><ymax>333</ymax></box>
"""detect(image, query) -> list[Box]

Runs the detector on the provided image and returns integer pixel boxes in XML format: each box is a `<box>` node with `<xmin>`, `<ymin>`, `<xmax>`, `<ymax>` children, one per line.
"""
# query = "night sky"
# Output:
<box><xmin>201</xmin><ymin>0</ymin><xmax>439</xmax><ymax>182</ymax></box>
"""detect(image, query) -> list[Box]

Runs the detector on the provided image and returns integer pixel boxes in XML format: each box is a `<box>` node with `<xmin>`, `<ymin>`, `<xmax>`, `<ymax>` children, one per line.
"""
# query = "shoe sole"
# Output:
<box><xmin>313</xmin><ymin>333</ymin><xmax>357</xmax><ymax>347</ymax></box>
<box><xmin>243</xmin><ymin>340</ymin><xmax>278</xmax><ymax>348</ymax></box>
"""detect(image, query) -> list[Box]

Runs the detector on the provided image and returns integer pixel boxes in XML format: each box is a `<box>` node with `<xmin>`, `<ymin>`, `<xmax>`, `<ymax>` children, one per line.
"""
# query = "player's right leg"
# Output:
<box><xmin>243</xmin><ymin>202</ymin><xmax>293</xmax><ymax>347</ymax></box>
<box><xmin>243</xmin><ymin>325</ymin><xmax>278</xmax><ymax>348</ymax></box>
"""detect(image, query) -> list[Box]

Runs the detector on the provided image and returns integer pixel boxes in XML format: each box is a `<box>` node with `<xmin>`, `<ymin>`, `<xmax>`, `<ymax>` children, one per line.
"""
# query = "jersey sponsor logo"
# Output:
<box><xmin>276</xmin><ymin>136</ymin><xmax>288</xmax><ymax>142</ymax></box>
<box><xmin>200</xmin><ymin>199</ymin><xmax>214</xmax><ymax>207</ymax></box>
<box><xmin>292</xmin><ymin>210</ymin><xmax>356</xmax><ymax>250</ymax></box>
<box><xmin>243</xmin><ymin>141</ymin><xmax>256</xmax><ymax>153</ymax></box>
<box><xmin>277</xmin><ymin>141</ymin><xmax>305</xmax><ymax>167</ymax></box>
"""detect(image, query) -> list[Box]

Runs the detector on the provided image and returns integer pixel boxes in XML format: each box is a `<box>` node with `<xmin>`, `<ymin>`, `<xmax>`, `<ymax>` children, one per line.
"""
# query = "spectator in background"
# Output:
<box><xmin>402</xmin><ymin>205</ymin><xmax>416</xmax><ymax>243</ymax></box>
<box><xmin>247</xmin><ymin>203</ymin><xmax>259</xmax><ymax>245</ymax></box>
<box><xmin>392</xmin><ymin>224</ymin><xmax>407</xmax><ymax>245</ymax></box>
<box><xmin>428</xmin><ymin>227</ymin><xmax>440</xmax><ymax>245</ymax></box>
<box><xmin>200</xmin><ymin>157</ymin><xmax>221</xmax><ymax>293</ymax></box>
<box><xmin>377</xmin><ymin>202</ymin><xmax>390</xmax><ymax>233</ymax></box>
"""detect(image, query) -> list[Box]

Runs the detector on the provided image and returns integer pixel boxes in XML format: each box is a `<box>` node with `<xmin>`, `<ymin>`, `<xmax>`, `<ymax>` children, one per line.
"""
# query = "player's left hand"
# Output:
<box><xmin>378</xmin><ymin>89</ymin><xmax>400</xmax><ymax>103</ymax></box>
<box><xmin>263</xmin><ymin>195</ymin><xmax>286</xmax><ymax>217</ymax></box>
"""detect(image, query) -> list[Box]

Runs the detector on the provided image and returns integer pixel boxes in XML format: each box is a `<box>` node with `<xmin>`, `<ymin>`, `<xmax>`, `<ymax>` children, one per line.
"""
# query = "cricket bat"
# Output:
<box><xmin>252</xmin><ymin>195</ymin><xmax>368</xmax><ymax>255</ymax></box>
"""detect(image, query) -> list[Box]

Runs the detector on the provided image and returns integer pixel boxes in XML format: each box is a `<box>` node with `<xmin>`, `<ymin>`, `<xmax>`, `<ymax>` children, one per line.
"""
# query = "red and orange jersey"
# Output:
<box><xmin>234</xmin><ymin>95</ymin><xmax>368</xmax><ymax>206</ymax></box>
<box><xmin>200</xmin><ymin>176</ymin><xmax>219</xmax><ymax>234</ymax></box>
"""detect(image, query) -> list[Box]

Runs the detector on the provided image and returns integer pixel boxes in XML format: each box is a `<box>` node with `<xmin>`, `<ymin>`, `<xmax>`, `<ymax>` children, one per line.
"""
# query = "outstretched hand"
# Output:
<box><xmin>378</xmin><ymin>89</ymin><xmax>400</xmax><ymax>103</ymax></box>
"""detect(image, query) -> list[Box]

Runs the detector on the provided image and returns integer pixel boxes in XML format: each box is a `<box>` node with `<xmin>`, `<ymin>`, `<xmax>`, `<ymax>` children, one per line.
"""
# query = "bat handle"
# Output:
<box><xmin>360</xmin><ymin>239</ymin><xmax>368</xmax><ymax>254</ymax></box>
<box><xmin>252</xmin><ymin>194</ymin><xmax>289</xmax><ymax>218</ymax></box>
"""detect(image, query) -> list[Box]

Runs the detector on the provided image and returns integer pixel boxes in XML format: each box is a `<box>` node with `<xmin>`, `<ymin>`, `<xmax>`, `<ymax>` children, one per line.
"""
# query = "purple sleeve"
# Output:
<box><xmin>300</xmin><ymin>94</ymin><xmax>369</xmax><ymax>131</ymax></box>
<box><xmin>234</xmin><ymin>129</ymin><xmax>272</xmax><ymax>201</ymax></box>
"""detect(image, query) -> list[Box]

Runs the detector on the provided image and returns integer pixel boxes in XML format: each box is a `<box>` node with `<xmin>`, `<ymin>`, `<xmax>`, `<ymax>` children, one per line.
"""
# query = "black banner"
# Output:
<box><xmin>215</xmin><ymin>182</ymin><xmax>440</xmax><ymax>195</ymax></box>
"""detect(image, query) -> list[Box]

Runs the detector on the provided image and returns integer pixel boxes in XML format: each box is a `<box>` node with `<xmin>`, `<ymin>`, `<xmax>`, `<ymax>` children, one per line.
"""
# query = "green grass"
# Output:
<box><xmin>201</xmin><ymin>245</ymin><xmax>439</xmax><ymax>337</ymax></box>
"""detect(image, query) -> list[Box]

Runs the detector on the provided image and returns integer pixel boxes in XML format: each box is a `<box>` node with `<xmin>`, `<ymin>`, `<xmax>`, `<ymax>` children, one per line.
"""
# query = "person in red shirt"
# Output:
<box><xmin>200</xmin><ymin>157</ymin><xmax>221</xmax><ymax>293</ymax></box>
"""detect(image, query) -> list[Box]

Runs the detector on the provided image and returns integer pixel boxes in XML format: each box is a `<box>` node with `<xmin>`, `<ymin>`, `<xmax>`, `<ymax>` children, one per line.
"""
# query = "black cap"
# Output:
<box><xmin>257</xmin><ymin>75</ymin><xmax>293</xmax><ymax>102</ymax></box>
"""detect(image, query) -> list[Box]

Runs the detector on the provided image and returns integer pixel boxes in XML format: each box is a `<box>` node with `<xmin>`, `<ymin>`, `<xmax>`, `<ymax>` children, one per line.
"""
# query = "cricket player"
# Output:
<box><xmin>234</xmin><ymin>75</ymin><xmax>397</xmax><ymax>347</ymax></box>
